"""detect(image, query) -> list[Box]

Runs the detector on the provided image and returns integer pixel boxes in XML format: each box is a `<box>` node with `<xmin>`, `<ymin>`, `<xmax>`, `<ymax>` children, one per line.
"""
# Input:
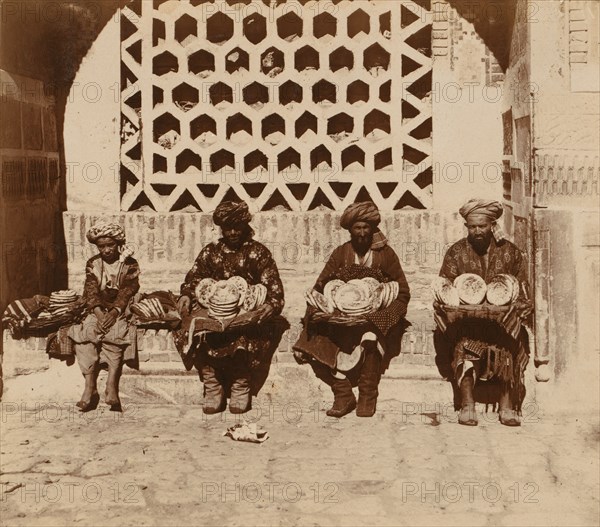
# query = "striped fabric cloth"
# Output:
<box><xmin>2</xmin><ymin>296</ymin><xmax>47</xmax><ymax>323</ymax></box>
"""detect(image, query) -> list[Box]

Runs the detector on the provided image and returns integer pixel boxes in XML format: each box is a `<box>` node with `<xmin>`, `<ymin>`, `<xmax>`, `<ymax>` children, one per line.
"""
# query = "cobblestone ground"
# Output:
<box><xmin>1</xmin><ymin>377</ymin><xmax>598</xmax><ymax>527</ymax></box>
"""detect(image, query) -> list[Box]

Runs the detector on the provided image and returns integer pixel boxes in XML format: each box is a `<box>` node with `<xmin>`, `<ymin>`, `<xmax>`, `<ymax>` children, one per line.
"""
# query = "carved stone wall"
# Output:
<box><xmin>569</xmin><ymin>0</ymin><xmax>600</xmax><ymax>92</ymax></box>
<box><xmin>119</xmin><ymin>0</ymin><xmax>434</xmax><ymax>213</ymax></box>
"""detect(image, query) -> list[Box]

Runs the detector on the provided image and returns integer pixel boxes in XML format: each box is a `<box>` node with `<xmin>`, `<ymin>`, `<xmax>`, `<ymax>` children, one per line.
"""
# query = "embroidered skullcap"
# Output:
<box><xmin>340</xmin><ymin>201</ymin><xmax>381</xmax><ymax>230</ymax></box>
<box><xmin>459</xmin><ymin>199</ymin><xmax>503</xmax><ymax>221</ymax></box>
<box><xmin>86</xmin><ymin>222</ymin><xmax>126</xmax><ymax>245</ymax></box>
<box><xmin>213</xmin><ymin>201</ymin><xmax>252</xmax><ymax>227</ymax></box>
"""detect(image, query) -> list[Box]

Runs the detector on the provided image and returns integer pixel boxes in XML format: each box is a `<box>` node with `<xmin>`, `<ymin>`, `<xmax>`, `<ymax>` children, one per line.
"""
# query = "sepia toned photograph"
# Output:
<box><xmin>0</xmin><ymin>0</ymin><xmax>598</xmax><ymax>525</ymax></box>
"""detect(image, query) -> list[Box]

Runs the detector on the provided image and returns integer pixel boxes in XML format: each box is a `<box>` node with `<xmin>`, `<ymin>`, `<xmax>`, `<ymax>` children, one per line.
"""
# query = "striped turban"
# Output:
<box><xmin>340</xmin><ymin>201</ymin><xmax>381</xmax><ymax>230</ymax></box>
<box><xmin>459</xmin><ymin>199</ymin><xmax>503</xmax><ymax>221</ymax></box>
<box><xmin>86</xmin><ymin>222</ymin><xmax>126</xmax><ymax>245</ymax></box>
<box><xmin>459</xmin><ymin>199</ymin><xmax>505</xmax><ymax>241</ymax></box>
<box><xmin>213</xmin><ymin>200</ymin><xmax>252</xmax><ymax>227</ymax></box>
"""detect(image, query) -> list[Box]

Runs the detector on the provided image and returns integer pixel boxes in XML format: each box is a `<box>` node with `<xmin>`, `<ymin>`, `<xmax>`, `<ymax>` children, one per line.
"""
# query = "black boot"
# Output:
<box><xmin>356</xmin><ymin>348</ymin><xmax>382</xmax><ymax>417</ymax></box>
<box><xmin>458</xmin><ymin>373</ymin><xmax>478</xmax><ymax>426</ymax></box>
<box><xmin>229</xmin><ymin>376</ymin><xmax>251</xmax><ymax>414</ymax></box>
<box><xmin>326</xmin><ymin>377</ymin><xmax>356</xmax><ymax>418</ymax></box>
<box><xmin>229</xmin><ymin>350</ymin><xmax>251</xmax><ymax>414</ymax></box>
<box><xmin>200</xmin><ymin>363</ymin><xmax>225</xmax><ymax>414</ymax></box>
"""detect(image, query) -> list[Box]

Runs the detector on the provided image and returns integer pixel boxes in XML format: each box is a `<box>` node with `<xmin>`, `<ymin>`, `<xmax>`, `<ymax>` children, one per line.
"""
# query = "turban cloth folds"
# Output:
<box><xmin>459</xmin><ymin>199</ymin><xmax>503</xmax><ymax>221</ymax></box>
<box><xmin>340</xmin><ymin>201</ymin><xmax>381</xmax><ymax>230</ymax></box>
<box><xmin>213</xmin><ymin>201</ymin><xmax>252</xmax><ymax>227</ymax></box>
<box><xmin>340</xmin><ymin>201</ymin><xmax>388</xmax><ymax>249</ymax></box>
<box><xmin>86</xmin><ymin>222</ymin><xmax>126</xmax><ymax>245</ymax></box>
<box><xmin>459</xmin><ymin>199</ymin><xmax>505</xmax><ymax>241</ymax></box>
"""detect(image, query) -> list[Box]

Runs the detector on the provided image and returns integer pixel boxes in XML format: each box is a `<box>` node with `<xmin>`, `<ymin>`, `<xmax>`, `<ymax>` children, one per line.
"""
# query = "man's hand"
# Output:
<box><xmin>94</xmin><ymin>307</ymin><xmax>105</xmax><ymax>333</ymax></box>
<box><xmin>293</xmin><ymin>350</ymin><xmax>309</xmax><ymax>364</ymax></box>
<box><xmin>177</xmin><ymin>295</ymin><xmax>192</xmax><ymax>315</ymax></box>
<box><xmin>254</xmin><ymin>303</ymin><xmax>274</xmax><ymax>324</ymax></box>
<box><xmin>100</xmin><ymin>309</ymin><xmax>119</xmax><ymax>333</ymax></box>
<box><xmin>517</xmin><ymin>301</ymin><xmax>533</xmax><ymax>319</ymax></box>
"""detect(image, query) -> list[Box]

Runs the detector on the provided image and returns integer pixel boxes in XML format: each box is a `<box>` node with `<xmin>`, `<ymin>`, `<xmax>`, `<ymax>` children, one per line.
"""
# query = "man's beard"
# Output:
<box><xmin>351</xmin><ymin>236</ymin><xmax>372</xmax><ymax>255</ymax></box>
<box><xmin>469</xmin><ymin>234</ymin><xmax>491</xmax><ymax>253</ymax></box>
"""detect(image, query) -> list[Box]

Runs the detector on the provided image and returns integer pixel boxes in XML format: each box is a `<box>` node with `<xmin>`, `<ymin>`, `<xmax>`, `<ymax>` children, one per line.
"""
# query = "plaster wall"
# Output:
<box><xmin>530</xmin><ymin>0</ymin><xmax>599</xmax><ymax>209</ymax></box>
<box><xmin>432</xmin><ymin>0</ymin><xmax>505</xmax><ymax>211</ymax></box>
<box><xmin>64</xmin><ymin>14</ymin><xmax>121</xmax><ymax>211</ymax></box>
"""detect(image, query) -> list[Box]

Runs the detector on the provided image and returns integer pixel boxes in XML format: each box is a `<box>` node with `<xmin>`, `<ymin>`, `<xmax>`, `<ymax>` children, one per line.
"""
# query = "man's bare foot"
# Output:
<box><xmin>76</xmin><ymin>391</ymin><xmax>99</xmax><ymax>412</ymax></box>
<box><xmin>458</xmin><ymin>404</ymin><xmax>478</xmax><ymax>426</ymax></box>
<box><xmin>105</xmin><ymin>388</ymin><xmax>120</xmax><ymax>407</ymax></box>
<box><xmin>499</xmin><ymin>408</ymin><xmax>521</xmax><ymax>426</ymax></box>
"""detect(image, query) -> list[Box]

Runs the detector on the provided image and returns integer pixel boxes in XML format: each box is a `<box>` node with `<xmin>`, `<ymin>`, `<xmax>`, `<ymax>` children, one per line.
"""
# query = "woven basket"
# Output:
<box><xmin>311</xmin><ymin>311</ymin><xmax>370</xmax><ymax>328</ymax></box>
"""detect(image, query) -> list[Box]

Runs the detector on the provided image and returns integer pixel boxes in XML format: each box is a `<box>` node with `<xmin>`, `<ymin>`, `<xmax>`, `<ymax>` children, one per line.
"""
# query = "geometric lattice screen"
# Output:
<box><xmin>120</xmin><ymin>0</ymin><xmax>432</xmax><ymax>212</ymax></box>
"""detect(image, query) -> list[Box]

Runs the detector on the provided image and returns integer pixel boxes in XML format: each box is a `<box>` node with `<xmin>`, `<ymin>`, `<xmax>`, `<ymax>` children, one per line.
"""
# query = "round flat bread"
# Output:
<box><xmin>304</xmin><ymin>289</ymin><xmax>318</xmax><ymax>309</ymax></box>
<box><xmin>486</xmin><ymin>280</ymin><xmax>512</xmax><ymax>306</ymax></box>
<box><xmin>389</xmin><ymin>281</ymin><xmax>399</xmax><ymax>302</ymax></box>
<box><xmin>312</xmin><ymin>291</ymin><xmax>335</xmax><ymax>314</ymax></box>
<box><xmin>490</xmin><ymin>274</ymin><xmax>519</xmax><ymax>304</ymax></box>
<box><xmin>254</xmin><ymin>284</ymin><xmax>267</xmax><ymax>307</ymax></box>
<box><xmin>196</xmin><ymin>278</ymin><xmax>217</xmax><ymax>307</ymax></box>
<box><xmin>431</xmin><ymin>277</ymin><xmax>452</xmax><ymax>303</ymax></box>
<box><xmin>361</xmin><ymin>277</ymin><xmax>381</xmax><ymax>294</ymax></box>
<box><xmin>51</xmin><ymin>289</ymin><xmax>77</xmax><ymax>297</ymax></box>
<box><xmin>324</xmin><ymin>279</ymin><xmax>345</xmax><ymax>307</ymax></box>
<box><xmin>370</xmin><ymin>285</ymin><xmax>384</xmax><ymax>311</ymax></box>
<box><xmin>243</xmin><ymin>285</ymin><xmax>258</xmax><ymax>312</ymax></box>
<box><xmin>50</xmin><ymin>295</ymin><xmax>77</xmax><ymax>300</ymax></box>
<box><xmin>227</xmin><ymin>276</ymin><xmax>249</xmax><ymax>307</ymax></box>
<box><xmin>385</xmin><ymin>282</ymin><xmax>396</xmax><ymax>307</ymax></box>
<box><xmin>379</xmin><ymin>283</ymin><xmax>389</xmax><ymax>308</ymax></box>
<box><xmin>453</xmin><ymin>273</ymin><xmax>487</xmax><ymax>305</ymax></box>
<box><xmin>347</xmin><ymin>279</ymin><xmax>371</xmax><ymax>300</ymax></box>
<box><xmin>507</xmin><ymin>274</ymin><xmax>521</xmax><ymax>302</ymax></box>
<box><xmin>438</xmin><ymin>283</ymin><xmax>460</xmax><ymax>306</ymax></box>
<box><xmin>210</xmin><ymin>281</ymin><xmax>240</xmax><ymax>305</ymax></box>
<box><xmin>334</xmin><ymin>283</ymin><xmax>371</xmax><ymax>312</ymax></box>
<box><xmin>208</xmin><ymin>308</ymin><xmax>237</xmax><ymax>320</ymax></box>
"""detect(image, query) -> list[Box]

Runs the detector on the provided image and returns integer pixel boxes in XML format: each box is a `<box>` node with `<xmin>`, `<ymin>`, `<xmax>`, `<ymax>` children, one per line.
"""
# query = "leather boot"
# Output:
<box><xmin>458</xmin><ymin>373</ymin><xmax>478</xmax><ymax>426</ymax></box>
<box><xmin>201</xmin><ymin>363</ymin><xmax>225</xmax><ymax>414</ymax></box>
<box><xmin>229</xmin><ymin>351</ymin><xmax>251</xmax><ymax>414</ymax></box>
<box><xmin>326</xmin><ymin>377</ymin><xmax>356</xmax><ymax>418</ymax></box>
<box><xmin>356</xmin><ymin>348</ymin><xmax>382</xmax><ymax>417</ymax></box>
<box><xmin>229</xmin><ymin>377</ymin><xmax>251</xmax><ymax>414</ymax></box>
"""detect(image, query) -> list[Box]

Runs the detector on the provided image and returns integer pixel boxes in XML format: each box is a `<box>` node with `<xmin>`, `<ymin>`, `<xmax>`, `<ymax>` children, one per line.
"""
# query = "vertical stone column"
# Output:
<box><xmin>528</xmin><ymin>0</ymin><xmax>600</xmax><ymax>398</ymax></box>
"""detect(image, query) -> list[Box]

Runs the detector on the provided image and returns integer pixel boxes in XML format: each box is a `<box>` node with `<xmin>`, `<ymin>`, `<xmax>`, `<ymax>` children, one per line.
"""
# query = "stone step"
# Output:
<box><xmin>118</xmin><ymin>363</ymin><xmax>455</xmax><ymax>407</ymax></box>
<box><xmin>1</xmin><ymin>329</ymin><xmax>539</xmax><ymax>411</ymax></box>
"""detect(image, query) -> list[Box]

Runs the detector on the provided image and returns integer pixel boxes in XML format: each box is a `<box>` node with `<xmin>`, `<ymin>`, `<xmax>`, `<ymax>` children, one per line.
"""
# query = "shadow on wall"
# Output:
<box><xmin>447</xmin><ymin>0</ymin><xmax>517</xmax><ymax>71</ymax></box>
<box><xmin>0</xmin><ymin>1</ymin><xmax>125</xmax><ymax>301</ymax></box>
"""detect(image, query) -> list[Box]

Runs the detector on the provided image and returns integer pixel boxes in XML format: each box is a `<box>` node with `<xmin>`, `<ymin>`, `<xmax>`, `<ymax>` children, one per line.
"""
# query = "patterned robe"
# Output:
<box><xmin>83</xmin><ymin>255</ymin><xmax>141</xmax><ymax>314</ymax></box>
<box><xmin>436</xmin><ymin>236</ymin><xmax>530</xmax><ymax>410</ymax></box>
<box><xmin>294</xmin><ymin>241</ymin><xmax>410</xmax><ymax>369</ymax></box>
<box><xmin>439</xmin><ymin>237</ymin><xmax>529</xmax><ymax>294</ymax></box>
<box><xmin>178</xmin><ymin>237</ymin><xmax>285</xmax><ymax>362</ymax></box>
<box><xmin>68</xmin><ymin>255</ymin><xmax>140</xmax><ymax>363</ymax></box>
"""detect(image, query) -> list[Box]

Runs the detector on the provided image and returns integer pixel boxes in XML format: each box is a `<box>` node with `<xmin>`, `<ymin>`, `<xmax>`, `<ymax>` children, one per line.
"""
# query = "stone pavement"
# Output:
<box><xmin>1</xmin><ymin>366</ymin><xmax>598</xmax><ymax>527</ymax></box>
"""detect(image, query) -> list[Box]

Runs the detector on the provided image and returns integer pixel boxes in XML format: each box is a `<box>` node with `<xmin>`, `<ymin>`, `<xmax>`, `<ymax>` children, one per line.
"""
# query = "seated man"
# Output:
<box><xmin>69</xmin><ymin>222</ymin><xmax>140</xmax><ymax>412</ymax></box>
<box><xmin>177</xmin><ymin>201</ymin><xmax>285</xmax><ymax>414</ymax></box>
<box><xmin>437</xmin><ymin>199</ymin><xmax>532</xmax><ymax>427</ymax></box>
<box><xmin>294</xmin><ymin>201</ymin><xmax>410</xmax><ymax>418</ymax></box>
